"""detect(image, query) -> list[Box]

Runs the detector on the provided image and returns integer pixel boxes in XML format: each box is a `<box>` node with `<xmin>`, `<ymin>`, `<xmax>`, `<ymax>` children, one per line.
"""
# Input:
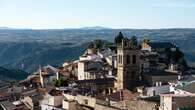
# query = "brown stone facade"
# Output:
<box><xmin>116</xmin><ymin>39</ymin><xmax>140</xmax><ymax>90</ymax></box>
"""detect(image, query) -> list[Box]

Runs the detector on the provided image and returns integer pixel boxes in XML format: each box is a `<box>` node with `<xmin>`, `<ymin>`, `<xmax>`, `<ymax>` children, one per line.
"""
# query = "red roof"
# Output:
<box><xmin>96</xmin><ymin>89</ymin><xmax>139</xmax><ymax>102</ymax></box>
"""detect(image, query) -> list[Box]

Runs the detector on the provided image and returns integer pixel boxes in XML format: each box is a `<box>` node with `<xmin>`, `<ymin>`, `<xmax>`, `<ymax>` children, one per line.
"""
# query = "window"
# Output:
<box><xmin>126</xmin><ymin>55</ymin><xmax>130</xmax><ymax>64</ymax></box>
<box><xmin>84</xmin><ymin>99</ymin><xmax>88</xmax><ymax>105</ymax></box>
<box><xmin>120</xmin><ymin>55</ymin><xmax>122</xmax><ymax>64</ymax></box>
<box><xmin>126</xmin><ymin>71</ymin><xmax>129</xmax><ymax>79</ymax></box>
<box><xmin>153</xmin><ymin>90</ymin><xmax>156</xmax><ymax>96</ymax></box>
<box><xmin>105</xmin><ymin>89</ymin><xmax>109</xmax><ymax>94</ymax></box>
<box><xmin>132</xmin><ymin>55</ymin><xmax>136</xmax><ymax>64</ymax></box>
<box><xmin>118</xmin><ymin>55</ymin><xmax>121</xmax><ymax>64</ymax></box>
<box><xmin>118</xmin><ymin>54</ymin><xmax>123</xmax><ymax>64</ymax></box>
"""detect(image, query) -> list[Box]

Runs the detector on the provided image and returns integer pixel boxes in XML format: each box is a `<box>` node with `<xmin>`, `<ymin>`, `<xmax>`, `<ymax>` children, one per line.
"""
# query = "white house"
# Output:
<box><xmin>40</xmin><ymin>90</ymin><xmax>64</xmax><ymax>110</ymax></box>
<box><xmin>144</xmin><ymin>85</ymin><xmax>171</xmax><ymax>97</ymax></box>
<box><xmin>77</xmin><ymin>60</ymin><xmax>103</xmax><ymax>80</ymax></box>
<box><xmin>41</xmin><ymin>104</ymin><xmax>64</xmax><ymax>110</ymax></box>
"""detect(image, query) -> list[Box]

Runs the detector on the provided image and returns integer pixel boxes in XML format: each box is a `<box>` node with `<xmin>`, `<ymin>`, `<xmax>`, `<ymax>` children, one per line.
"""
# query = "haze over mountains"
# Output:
<box><xmin>0</xmin><ymin>27</ymin><xmax>195</xmax><ymax>76</ymax></box>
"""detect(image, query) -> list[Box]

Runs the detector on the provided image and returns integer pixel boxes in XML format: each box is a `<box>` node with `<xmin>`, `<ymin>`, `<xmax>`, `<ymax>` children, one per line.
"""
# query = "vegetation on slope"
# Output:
<box><xmin>0</xmin><ymin>28</ymin><xmax>194</xmax><ymax>76</ymax></box>
<box><xmin>0</xmin><ymin>67</ymin><xmax>28</xmax><ymax>80</ymax></box>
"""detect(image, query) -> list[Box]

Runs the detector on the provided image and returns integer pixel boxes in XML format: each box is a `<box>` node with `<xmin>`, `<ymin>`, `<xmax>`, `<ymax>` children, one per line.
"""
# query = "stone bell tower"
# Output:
<box><xmin>117</xmin><ymin>37</ymin><xmax>140</xmax><ymax>90</ymax></box>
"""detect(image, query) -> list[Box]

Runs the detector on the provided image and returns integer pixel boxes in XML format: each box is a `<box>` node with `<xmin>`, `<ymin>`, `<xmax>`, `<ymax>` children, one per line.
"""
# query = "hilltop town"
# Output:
<box><xmin>1</xmin><ymin>32</ymin><xmax>195</xmax><ymax>110</ymax></box>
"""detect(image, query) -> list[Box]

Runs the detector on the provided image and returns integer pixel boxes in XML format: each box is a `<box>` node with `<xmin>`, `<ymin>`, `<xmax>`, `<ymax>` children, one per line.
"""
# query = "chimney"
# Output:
<box><xmin>119</xmin><ymin>90</ymin><xmax>124</xmax><ymax>101</ymax></box>
<box><xmin>56</xmin><ymin>72</ymin><xmax>59</xmax><ymax>80</ymax></box>
<box><xmin>39</xmin><ymin>65</ymin><xmax>44</xmax><ymax>88</ymax></box>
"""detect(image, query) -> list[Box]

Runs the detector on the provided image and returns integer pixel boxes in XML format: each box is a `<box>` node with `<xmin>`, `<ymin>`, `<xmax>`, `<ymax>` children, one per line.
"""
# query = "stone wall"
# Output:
<box><xmin>95</xmin><ymin>103</ymin><xmax>119</xmax><ymax>110</ymax></box>
<box><xmin>112</xmin><ymin>100</ymin><xmax>158</xmax><ymax>110</ymax></box>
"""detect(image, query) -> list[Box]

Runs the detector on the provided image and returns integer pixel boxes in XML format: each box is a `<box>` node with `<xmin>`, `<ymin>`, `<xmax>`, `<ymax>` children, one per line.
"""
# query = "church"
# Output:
<box><xmin>116</xmin><ymin>37</ymin><xmax>141</xmax><ymax>90</ymax></box>
<box><xmin>115</xmin><ymin>32</ymin><xmax>182</xmax><ymax>91</ymax></box>
<box><xmin>75</xmin><ymin>32</ymin><xmax>185</xmax><ymax>95</ymax></box>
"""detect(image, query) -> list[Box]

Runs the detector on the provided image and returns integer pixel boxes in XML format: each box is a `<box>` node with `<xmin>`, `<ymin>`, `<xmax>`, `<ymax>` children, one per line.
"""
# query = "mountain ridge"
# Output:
<box><xmin>0</xmin><ymin>28</ymin><xmax>194</xmax><ymax>74</ymax></box>
<box><xmin>1</xmin><ymin>26</ymin><xmax>195</xmax><ymax>30</ymax></box>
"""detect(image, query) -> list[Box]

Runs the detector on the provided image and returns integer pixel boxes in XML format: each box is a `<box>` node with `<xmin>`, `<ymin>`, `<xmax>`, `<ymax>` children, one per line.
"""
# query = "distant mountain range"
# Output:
<box><xmin>0</xmin><ymin>27</ymin><xmax>13</xmax><ymax>29</ymax></box>
<box><xmin>0</xmin><ymin>26</ymin><xmax>112</xmax><ymax>30</ymax></box>
<box><xmin>79</xmin><ymin>26</ymin><xmax>112</xmax><ymax>30</ymax></box>
<box><xmin>0</xmin><ymin>28</ymin><xmax>195</xmax><ymax>78</ymax></box>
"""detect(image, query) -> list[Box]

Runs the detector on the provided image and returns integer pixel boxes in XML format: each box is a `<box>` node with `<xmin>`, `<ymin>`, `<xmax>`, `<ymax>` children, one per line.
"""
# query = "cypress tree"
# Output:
<box><xmin>130</xmin><ymin>36</ymin><xmax>138</xmax><ymax>49</ymax></box>
<box><xmin>114</xmin><ymin>31</ymin><xmax>124</xmax><ymax>45</ymax></box>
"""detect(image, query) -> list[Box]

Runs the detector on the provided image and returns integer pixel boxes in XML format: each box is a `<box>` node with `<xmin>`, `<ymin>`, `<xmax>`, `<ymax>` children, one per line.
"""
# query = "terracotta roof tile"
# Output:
<box><xmin>96</xmin><ymin>89</ymin><xmax>139</xmax><ymax>102</ymax></box>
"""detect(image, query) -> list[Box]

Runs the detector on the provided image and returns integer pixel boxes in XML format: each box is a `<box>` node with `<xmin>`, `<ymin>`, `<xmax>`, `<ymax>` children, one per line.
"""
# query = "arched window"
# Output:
<box><xmin>126</xmin><ymin>71</ymin><xmax>129</xmax><ymax>78</ymax></box>
<box><xmin>118</xmin><ymin>55</ymin><xmax>122</xmax><ymax>64</ymax></box>
<box><xmin>132</xmin><ymin>55</ymin><xmax>136</xmax><ymax>64</ymax></box>
<box><xmin>120</xmin><ymin>55</ymin><xmax>122</xmax><ymax>64</ymax></box>
<box><xmin>120</xmin><ymin>55</ymin><xmax>121</xmax><ymax>64</ymax></box>
<box><xmin>118</xmin><ymin>55</ymin><xmax>120</xmax><ymax>63</ymax></box>
<box><xmin>126</xmin><ymin>55</ymin><xmax>130</xmax><ymax>64</ymax></box>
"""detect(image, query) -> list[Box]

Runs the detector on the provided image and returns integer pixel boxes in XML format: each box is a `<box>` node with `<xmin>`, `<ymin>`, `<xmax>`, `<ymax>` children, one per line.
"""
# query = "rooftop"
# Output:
<box><xmin>96</xmin><ymin>89</ymin><xmax>138</xmax><ymax>102</ymax></box>
<box><xmin>143</xmin><ymin>69</ymin><xmax>180</xmax><ymax>76</ymax></box>
<box><xmin>161</xmin><ymin>93</ymin><xmax>195</xmax><ymax>97</ymax></box>
<box><xmin>49</xmin><ymin>89</ymin><xmax>62</xmax><ymax>96</ymax></box>
<box><xmin>177</xmin><ymin>82</ymin><xmax>195</xmax><ymax>93</ymax></box>
<box><xmin>179</xmin><ymin>76</ymin><xmax>195</xmax><ymax>82</ymax></box>
<box><xmin>0</xmin><ymin>101</ymin><xmax>16</xmax><ymax>110</ymax></box>
<box><xmin>76</xmin><ymin>78</ymin><xmax>115</xmax><ymax>85</ymax></box>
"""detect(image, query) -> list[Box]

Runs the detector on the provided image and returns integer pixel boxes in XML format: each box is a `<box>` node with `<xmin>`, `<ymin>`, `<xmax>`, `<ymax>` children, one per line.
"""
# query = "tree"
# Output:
<box><xmin>143</xmin><ymin>37</ymin><xmax>150</xmax><ymax>43</ymax></box>
<box><xmin>94</xmin><ymin>39</ymin><xmax>103</xmax><ymax>49</ymax></box>
<box><xmin>88</xmin><ymin>42</ymin><xmax>94</xmax><ymax>49</ymax></box>
<box><xmin>129</xmin><ymin>36</ymin><xmax>138</xmax><ymax>49</ymax></box>
<box><xmin>53</xmin><ymin>78</ymin><xmax>69</xmax><ymax>87</ymax></box>
<box><xmin>54</xmin><ymin>79</ymin><xmax>60</xmax><ymax>87</ymax></box>
<box><xmin>171</xmin><ymin>48</ymin><xmax>184</xmax><ymax>62</ymax></box>
<box><xmin>114</xmin><ymin>31</ymin><xmax>124</xmax><ymax>45</ymax></box>
<box><xmin>181</xmin><ymin>58</ymin><xmax>188</xmax><ymax>68</ymax></box>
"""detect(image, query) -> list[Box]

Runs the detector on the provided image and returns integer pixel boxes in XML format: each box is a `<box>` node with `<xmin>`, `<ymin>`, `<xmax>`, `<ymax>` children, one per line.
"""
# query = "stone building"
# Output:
<box><xmin>76</xmin><ymin>78</ymin><xmax>116</xmax><ymax>95</ymax></box>
<box><xmin>142</xmin><ymin>69</ymin><xmax>179</xmax><ymax>86</ymax></box>
<box><xmin>41</xmin><ymin>89</ymin><xmax>64</xmax><ymax>110</ymax></box>
<box><xmin>159</xmin><ymin>94</ymin><xmax>195</xmax><ymax>110</ymax></box>
<box><xmin>95</xmin><ymin>89</ymin><xmax>158</xmax><ymax>110</ymax></box>
<box><xmin>141</xmin><ymin>42</ymin><xmax>176</xmax><ymax>53</ymax></box>
<box><xmin>77</xmin><ymin>60</ymin><xmax>104</xmax><ymax>80</ymax></box>
<box><xmin>116</xmin><ymin>38</ymin><xmax>141</xmax><ymax>90</ymax></box>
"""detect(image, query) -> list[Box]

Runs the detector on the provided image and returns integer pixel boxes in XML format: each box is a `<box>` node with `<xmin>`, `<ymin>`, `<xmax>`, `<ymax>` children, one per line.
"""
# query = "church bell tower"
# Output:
<box><xmin>117</xmin><ymin>37</ymin><xmax>140</xmax><ymax>90</ymax></box>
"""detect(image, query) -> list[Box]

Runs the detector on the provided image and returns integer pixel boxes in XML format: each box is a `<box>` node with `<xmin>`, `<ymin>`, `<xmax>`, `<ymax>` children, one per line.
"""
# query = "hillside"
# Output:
<box><xmin>0</xmin><ymin>42</ymin><xmax>87</xmax><ymax>72</ymax></box>
<box><xmin>0</xmin><ymin>28</ymin><xmax>194</xmax><ymax>74</ymax></box>
<box><xmin>0</xmin><ymin>67</ymin><xmax>28</xmax><ymax>81</ymax></box>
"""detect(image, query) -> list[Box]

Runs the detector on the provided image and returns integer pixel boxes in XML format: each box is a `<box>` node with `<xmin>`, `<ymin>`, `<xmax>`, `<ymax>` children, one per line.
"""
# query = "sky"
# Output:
<box><xmin>0</xmin><ymin>0</ymin><xmax>195</xmax><ymax>29</ymax></box>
